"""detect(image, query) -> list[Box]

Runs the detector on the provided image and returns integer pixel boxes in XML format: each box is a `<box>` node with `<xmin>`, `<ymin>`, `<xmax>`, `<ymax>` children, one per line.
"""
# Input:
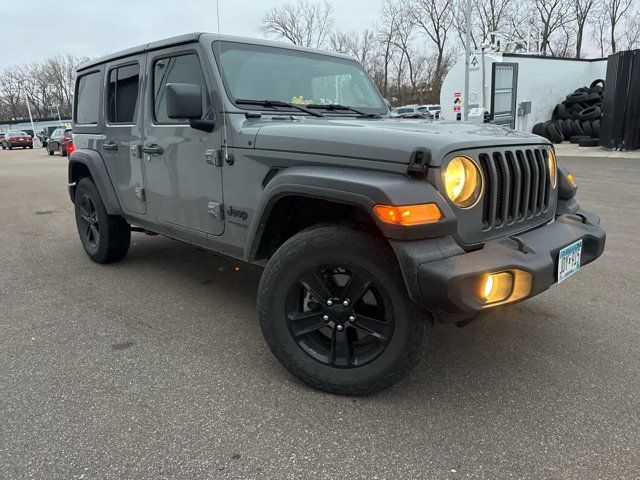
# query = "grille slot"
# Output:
<box><xmin>479</xmin><ymin>147</ymin><xmax>552</xmax><ymax>231</ymax></box>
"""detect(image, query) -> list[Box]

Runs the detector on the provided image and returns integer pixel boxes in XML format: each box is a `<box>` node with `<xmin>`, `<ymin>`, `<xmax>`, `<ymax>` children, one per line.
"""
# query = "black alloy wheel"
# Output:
<box><xmin>285</xmin><ymin>264</ymin><xmax>394</xmax><ymax>368</ymax></box>
<box><xmin>77</xmin><ymin>193</ymin><xmax>100</xmax><ymax>249</ymax></box>
<box><xmin>258</xmin><ymin>224</ymin><xmax>428</xmax><ymax>395</ymax></box>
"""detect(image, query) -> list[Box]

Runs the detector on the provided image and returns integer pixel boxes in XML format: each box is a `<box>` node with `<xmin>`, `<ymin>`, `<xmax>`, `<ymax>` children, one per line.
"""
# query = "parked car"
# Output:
<box><xmin>68</xmin><ymin>33</ymin><xmax>605</xmax><ymax>395</ymax></box>
<box><xmin>390</xmin><ymin>105</ymin><xmax>427</xmax><ymax>119</ymax></box>
<box><xmin>1</xmin><ymin>130</ymin><xmax>33</xmax><ymax>149</ymax></box>
<box><xmin>418</xmin><ymin>104</ymin><xmax>442</xmax><ymax>119</ymax></box>
<box><xmin>47</xmin><ymin>128</ymin><xmax>74</xmax><ymax>156</ymax></box>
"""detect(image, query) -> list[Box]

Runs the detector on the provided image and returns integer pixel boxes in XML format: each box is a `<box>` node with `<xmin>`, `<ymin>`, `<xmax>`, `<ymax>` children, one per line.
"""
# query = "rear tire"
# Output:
<box><xmin>74</xmin><ymin>178</ymin><xmax>130</xmax><ymax>264</ymax></box>
<box><xmin>48</xmin><ymin>147</ymin><xmax>54</xmax><ymax>156</ymax></box>
<box><xmin>258</xmin><ymin>224</ymin><xmax>429</xmax><ymax>395</ymax></box>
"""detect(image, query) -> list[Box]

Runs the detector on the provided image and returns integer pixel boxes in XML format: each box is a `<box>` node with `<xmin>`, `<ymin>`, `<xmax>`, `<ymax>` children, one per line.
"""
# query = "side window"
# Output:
<box><xmin>153</xmin><ymin>53</ymin><xmax>210</xmax><ymax>124</ymax></box>
<box><xmin>107</xmin><ymin>63</ymin><xmax>140</xmax><ymax>124</ymax></box>
<box><xmin>75</xmin><ymin>71</ymin><xmax>101</xmax><ymax>125</ymax></box>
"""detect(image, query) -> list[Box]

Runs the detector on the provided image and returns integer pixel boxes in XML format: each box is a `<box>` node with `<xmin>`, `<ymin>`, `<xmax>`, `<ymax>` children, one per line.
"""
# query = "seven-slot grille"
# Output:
<box><xmin>478</xmin><ymin>147</ymin><xmax>552</xmax><ymax>230</ymax></box>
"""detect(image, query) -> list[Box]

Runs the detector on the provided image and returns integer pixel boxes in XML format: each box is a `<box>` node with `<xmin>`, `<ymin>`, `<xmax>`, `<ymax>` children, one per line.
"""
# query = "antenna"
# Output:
<box><xmin>216</xmin><ymin>0</ymin><xmax>229</xmax><ymax>160</ymax></box>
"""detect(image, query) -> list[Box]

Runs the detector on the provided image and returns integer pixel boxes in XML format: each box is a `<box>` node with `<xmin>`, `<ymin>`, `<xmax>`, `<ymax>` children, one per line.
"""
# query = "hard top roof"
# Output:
<box><xmin>77</xmin><ymin>32</ymin><xmax>355</xmax><ymax>71</ymax></box>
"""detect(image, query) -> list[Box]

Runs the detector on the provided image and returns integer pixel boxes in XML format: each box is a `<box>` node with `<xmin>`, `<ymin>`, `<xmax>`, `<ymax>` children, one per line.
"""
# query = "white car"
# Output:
<box><xmin>418</xmin><ymin>104</ymin><xmax>442</xmax><ymax>120</ymax></box>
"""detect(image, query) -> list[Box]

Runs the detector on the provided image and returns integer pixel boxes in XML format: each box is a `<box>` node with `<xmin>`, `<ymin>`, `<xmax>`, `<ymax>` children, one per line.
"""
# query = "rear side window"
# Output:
<box><xmin>107</xmin><ymin>63</ymin><xmax>140</xmax><ymax>124</ymax></box>
<box><xmin>75</xmin><ymin>71</ymin><xmax>101</xmax><ymax>125</ymax></box>
<box><xmin>153</xmin><ymin>53</ymin><xmax>210</xmax><ymax>124</ymax></box>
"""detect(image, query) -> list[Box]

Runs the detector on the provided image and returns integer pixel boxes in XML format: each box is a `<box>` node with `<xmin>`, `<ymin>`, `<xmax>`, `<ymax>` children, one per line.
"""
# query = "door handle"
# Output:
<box><xmin>142</xmin><ymin>144</ymin><xmax>164</xmax><ymax>155</ymax></box>
<box><xmin>103</xmin><ymin>141</ymin><xmax>118</xmax><ymax>151</ymax></box>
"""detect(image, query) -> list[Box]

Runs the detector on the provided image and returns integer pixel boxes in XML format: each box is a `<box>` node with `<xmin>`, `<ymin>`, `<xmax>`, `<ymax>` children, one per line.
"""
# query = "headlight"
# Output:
<box><xmin>547</xmin><ymin>149</ymin><xmax>557</xmax><ymax>188</ymax></box>
<box><xmin>444</xmin><ymin>156</ymin><xmax>482</xmax><ymax>208</ymax></box>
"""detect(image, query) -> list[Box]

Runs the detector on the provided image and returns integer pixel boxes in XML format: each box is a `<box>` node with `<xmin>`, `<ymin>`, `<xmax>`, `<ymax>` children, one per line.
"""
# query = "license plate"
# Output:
<box><xmin>558</xmin><ymin>240</ymin><xmax>582</xmax><ymax>283</ymax></box>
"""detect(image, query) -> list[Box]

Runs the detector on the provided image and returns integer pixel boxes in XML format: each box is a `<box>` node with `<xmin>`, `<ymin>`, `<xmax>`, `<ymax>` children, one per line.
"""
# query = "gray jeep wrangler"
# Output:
<box><xmin>69</xmin><ymin>33</ymin><xmax>606</xmax><ymax>395</ymax></box>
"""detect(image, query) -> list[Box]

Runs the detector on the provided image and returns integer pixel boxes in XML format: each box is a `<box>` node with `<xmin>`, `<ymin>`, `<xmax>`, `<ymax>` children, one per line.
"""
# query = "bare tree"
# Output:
<box><xmin>330</xmin><ymin>29</ymin><xmax>377</xmax><ymax>72</ymax></box>
<box><xmin>260</xmin><ymin>0</ymin><xmax>334</xmax><ymax>49</ymax></box>
<box><xmin>533</xmin><ymin>0</ymin><xmax>570</xmax><ymax>55</ymax></box>
<box><xmin>378</xmin><ymin>0</ymin><xmax>403</xmax><ymax>98</ymax></box>
<box><xmin>573</xmin><ymin>0</ymin><xmax>596</xmax><ymax>58</ymax></box>
<box><xmin>589</xmin><ymin>4</ymin><xmax>610</xmax><ymax>56</ymax></box>
<box><xmin>603</xmin><ymin>0</ymin><xmax>634</xmax><ymax>52</ymax></box>
<box><xmin>0</xmin><ymin>55</ymin><xmax>86</xmax><ymax>121</ymax></box>
<box><xmin>620</xmin><ymin>8</ymin><xmax>640</xmax><ymax>50</ymax></box>
<box><xmin>409</xmin><ymin>0</ymin><xmax>455</xmax><ymax>87</ymax></box>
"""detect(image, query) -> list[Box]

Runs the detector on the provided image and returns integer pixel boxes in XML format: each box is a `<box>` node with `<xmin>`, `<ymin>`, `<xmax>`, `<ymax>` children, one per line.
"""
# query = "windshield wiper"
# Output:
<box><xmin>306</xmin><ymin>104</ymin><xmax>381</xmax><ymax>118</ymax></box>
<box><xmin>235</xmin><ymin>99</ymin><xmax>324</xmax><ymax>117</ymax></box>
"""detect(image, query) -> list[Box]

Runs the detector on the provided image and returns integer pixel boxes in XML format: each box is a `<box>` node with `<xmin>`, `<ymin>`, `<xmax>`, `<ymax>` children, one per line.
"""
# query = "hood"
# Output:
<box><xmin>250</xmin><ymin>117</ymin><xmax>549</xmax><ymax>166</ymax></box>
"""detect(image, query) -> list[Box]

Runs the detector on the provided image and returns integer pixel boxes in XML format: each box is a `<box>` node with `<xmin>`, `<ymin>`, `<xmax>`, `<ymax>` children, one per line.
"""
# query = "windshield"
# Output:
<box><xmin>214</xmin><ymin>41</ymin><xmax>387</xmax><ymax>115</ymax></box>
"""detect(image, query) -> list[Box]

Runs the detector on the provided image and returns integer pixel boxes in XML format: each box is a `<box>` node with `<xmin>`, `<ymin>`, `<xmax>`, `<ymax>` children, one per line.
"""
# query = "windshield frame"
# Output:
<box><xmin>211</xmin><ymin>40</ymin><xmax>388</xmax><ymax>116</ymax></box>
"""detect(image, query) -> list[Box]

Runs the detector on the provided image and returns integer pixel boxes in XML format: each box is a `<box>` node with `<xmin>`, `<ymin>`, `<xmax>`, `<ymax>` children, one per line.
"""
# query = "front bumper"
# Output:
<box><xmin>394</xmin><ymin>210</ymin><xmax>606</xmax><ymax>319</ymax></box>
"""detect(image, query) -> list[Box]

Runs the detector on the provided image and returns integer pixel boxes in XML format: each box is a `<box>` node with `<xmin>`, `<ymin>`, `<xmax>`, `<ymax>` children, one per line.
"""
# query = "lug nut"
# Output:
<box><xmin>323</xmin><ymin>315</ymin><xmax>329</xmax><ymax>321</ymax></box>
<box><xmin>343</xmin><ymin>300</ymin><xmax>350</xmax><ymax>306</ymax></box>
<box><xmin>349</xmin><ymin>315</ymin><xmax>356</xmax><ymax>322</ymax></box>
<box><xmin>336</xmin><ymin>325</ymin><xmax>344</xmax><ymax>331</ymax></box>
<box><xmin>327</xmin><ymin>300</ymin><xmax>333</xmax><ymax>306</ymax></box>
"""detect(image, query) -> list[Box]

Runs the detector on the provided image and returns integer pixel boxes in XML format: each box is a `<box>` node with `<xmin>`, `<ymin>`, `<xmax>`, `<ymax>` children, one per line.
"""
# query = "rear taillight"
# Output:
<box><xmin>9</xmin><ymin>137</ymin><xmax>17</xmax><ymax>142</ymax></box>
<box><xmin>66</xmin><ymin>143</ymin><xmax>75</xmax><ymax>155</ymax></box>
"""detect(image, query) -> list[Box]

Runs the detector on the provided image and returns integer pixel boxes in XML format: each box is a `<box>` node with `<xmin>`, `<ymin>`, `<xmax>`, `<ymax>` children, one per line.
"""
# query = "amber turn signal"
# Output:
<box><xmin>374</xmin><ymin>203</ymin><xmax>443</xmax><ymax>226</ymax></box>
<box><xmin>567</xmin><ymin>172</ymin><xmax>577</xmax><ymax>187</ymax></box>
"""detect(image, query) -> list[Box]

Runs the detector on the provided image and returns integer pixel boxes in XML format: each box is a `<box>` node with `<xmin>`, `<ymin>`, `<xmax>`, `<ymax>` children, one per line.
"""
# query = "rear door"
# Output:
<box><xmin>491</xmin><ymin>63</ymin><xmax>518</xmax><ymax>128</ymax></box>
<box><xmin>102</xmin><ymin>57</ymin><xmax>146</xmax><ymax>214</ymax></box>
<box><xmin>142</xmin><ymin>45</ymin><xmax>224</xmax><ymax>235</ymax></box>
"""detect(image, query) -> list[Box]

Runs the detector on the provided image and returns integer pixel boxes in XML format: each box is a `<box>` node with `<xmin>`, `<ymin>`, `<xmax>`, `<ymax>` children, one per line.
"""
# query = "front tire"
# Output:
<box><xmin>74</xmin><ymin>178</ymin><xmax>131</xmax><ymax>263</ymax></box>
<box><xmin>258</xmin><ymin>225</ymin><xmax>429</xmax><ymax>395</ymax></box>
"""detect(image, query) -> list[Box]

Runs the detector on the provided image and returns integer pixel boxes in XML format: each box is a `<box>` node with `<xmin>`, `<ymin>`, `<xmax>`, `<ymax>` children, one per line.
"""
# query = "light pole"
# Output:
<box><xmin>463</xmin><ymin>0</ymin><xmax>472</xmax><ymax>122</ymax></box>
<box><xmin>18</xmin><ymin>83</ymin><xmax>41</xmax><ymax>147</ymax></box>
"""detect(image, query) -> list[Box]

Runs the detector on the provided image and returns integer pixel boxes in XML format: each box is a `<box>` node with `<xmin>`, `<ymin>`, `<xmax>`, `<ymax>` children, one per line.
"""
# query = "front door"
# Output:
<box><xmin>102</xmin><ymin>57</ymin><xmax>146</xmax><ymax>214</ymax></box>
<box><xmin>142</xmin><ymin>46</ymin><xmax>224</xmax><ymax>235</ymax></box>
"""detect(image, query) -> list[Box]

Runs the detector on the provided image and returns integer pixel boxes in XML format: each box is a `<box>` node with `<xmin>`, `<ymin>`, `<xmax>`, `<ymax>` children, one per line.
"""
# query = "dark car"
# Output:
<box><xmin>47</xmin><ymin>128</ymin><xmax>74</xmax><ymax>156</ymax></box>
<box><xmin>1</xmin><ymin>130</ymin><xmax>33</xmax><ymax>149</ymax></box>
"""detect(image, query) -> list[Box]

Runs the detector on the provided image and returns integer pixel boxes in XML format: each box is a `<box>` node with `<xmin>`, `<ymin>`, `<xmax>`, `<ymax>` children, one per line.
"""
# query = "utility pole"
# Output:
<box><xmin>463</xmin><ymin>0</ymin><xmax>472</xmax><ymax>121</ymax></box>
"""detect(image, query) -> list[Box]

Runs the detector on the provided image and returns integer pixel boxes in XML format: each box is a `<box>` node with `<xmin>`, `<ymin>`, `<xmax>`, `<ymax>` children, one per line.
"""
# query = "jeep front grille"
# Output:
<box><xmin>478</xmin><ymin>147</ymin><xmax>552</xmax><ymax>230</ymax></box>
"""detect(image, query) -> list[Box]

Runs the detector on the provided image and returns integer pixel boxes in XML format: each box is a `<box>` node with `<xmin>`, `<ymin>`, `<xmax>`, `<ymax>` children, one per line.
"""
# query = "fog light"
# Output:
<box><xmin>477</xmin><ymin>270</ymin><xmax>532</xmax><ymax>306</ymax></box>
<box><xmin>479</xmin><ymin>272</ymin><xmax>513</xmax><ymax>304</ymax></box>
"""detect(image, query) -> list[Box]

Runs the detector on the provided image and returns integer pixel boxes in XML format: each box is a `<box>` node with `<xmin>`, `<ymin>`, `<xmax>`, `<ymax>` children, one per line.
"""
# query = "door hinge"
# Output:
<box><xmin>131</xmin><ymin>144</ymin><xmax>142</xmax><ymax>158</ymax></box>
<box><xmin>205</xmin><ymin>149</ymin><xmax>223</xmax><ymax>167</ymax></box>
<box><xmin>207</xmin><ymin>202</ymin><xmax>224</xmax><ymax>220</ymax></box>
<box><xmin>134</xmin><ymin>186</ymin><xmax>146</xmax><ymax>201</ymax></box>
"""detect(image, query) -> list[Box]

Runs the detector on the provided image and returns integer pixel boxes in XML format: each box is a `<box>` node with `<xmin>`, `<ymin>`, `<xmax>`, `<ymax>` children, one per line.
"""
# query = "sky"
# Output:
<box><xmin>0</xmin><ymin>0</ymin><xmax>387</xmax><ymax>71</ymax></box>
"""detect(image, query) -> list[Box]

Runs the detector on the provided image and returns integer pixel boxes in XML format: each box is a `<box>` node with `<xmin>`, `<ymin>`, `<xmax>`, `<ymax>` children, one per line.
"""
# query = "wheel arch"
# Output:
<box><xmin>245</xmin><ymin>166</ymin><xmax>457</xmax><ymax>262</ymax></box>
<box><xmin>68</xmin><ymin>149</ymin><xmax>122</xmax><ymax>216</ymax></box>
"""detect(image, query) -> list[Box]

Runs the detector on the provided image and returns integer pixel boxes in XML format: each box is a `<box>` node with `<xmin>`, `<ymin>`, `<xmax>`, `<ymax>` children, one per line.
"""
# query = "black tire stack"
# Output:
<box><xmin>532</xmin><ymin>79</ymin><xmax>604</xmax><ymax>147</ymax></box>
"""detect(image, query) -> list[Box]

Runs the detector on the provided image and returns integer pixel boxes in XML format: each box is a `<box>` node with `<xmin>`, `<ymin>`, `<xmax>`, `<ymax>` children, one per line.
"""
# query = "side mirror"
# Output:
<box><xmin>165</xmin><ymin>83</ymin><xmax>203</xmax><ymax>119</ymax></box>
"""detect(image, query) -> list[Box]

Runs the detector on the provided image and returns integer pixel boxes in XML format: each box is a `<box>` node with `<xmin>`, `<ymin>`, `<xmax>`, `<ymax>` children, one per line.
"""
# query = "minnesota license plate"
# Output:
<box><xmin>558</xmin><ymin>240</ymin><xmax>582</xmax><ymax>283</ymax></box>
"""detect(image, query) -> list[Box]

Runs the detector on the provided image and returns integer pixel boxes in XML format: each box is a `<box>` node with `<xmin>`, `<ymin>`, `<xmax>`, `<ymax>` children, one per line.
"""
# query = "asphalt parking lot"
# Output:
<box><xmin>1</xmin><ymin>147</ymin><xmax>639</xmax><ymax>480</ymax></box>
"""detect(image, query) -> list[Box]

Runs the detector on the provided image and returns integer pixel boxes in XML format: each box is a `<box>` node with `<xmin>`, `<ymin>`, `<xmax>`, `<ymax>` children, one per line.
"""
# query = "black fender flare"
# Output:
<box><xmin>68</xmin><ymin>149</ymin><xmax>122</xmax><ymax>216</ymax></box>
<box><xmin>245</xmin><ymin>166</ymin><xmax>458</xmax><ymax>260</ymax></box>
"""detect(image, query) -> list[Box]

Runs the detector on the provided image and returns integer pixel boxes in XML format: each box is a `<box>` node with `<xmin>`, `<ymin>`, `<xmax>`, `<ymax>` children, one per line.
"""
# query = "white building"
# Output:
<box><xmin>440</xmin><ymin>51</ymin><xmax>607</xmax><ymax>132</ymax></box>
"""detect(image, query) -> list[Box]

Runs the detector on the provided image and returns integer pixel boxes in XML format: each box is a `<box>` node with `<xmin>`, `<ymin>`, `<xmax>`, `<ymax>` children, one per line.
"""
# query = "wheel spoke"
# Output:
<box><xmin>352</xmin><ymin>315</ymin><xmax>392</xmax><ymax>341</ymax></box>
<box><xmin>342</xmin><ymin>271</ymin><xmax>371</xmax><ymax>304</ymax></box>
<box><xmin>79</xmin><ymin>198</ymin><xmax>90</xmax><ymax>219</ymax></box>
<box><xmin>84</xmin><ymin>223</ymin><xmax>92</xmax><ymax>239</ymax></box>
<box><xmin>288</xmin><ymin>311</ymin><xmax>327</xmax><ymax>337</ymax></box>
<box><xmin>299</xmin><ymin>271</ymin><xmax>333</xmax><ymax>304</ymax></box>
<box><xmin>89</xmin><ymin>225</ymin><xmax>99</xmax><ymax>243</ymax></box>
<box><xmin>331</xmin><ymin>327</ymin><xmax>351</xmax><ymax>366</ymax></box>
